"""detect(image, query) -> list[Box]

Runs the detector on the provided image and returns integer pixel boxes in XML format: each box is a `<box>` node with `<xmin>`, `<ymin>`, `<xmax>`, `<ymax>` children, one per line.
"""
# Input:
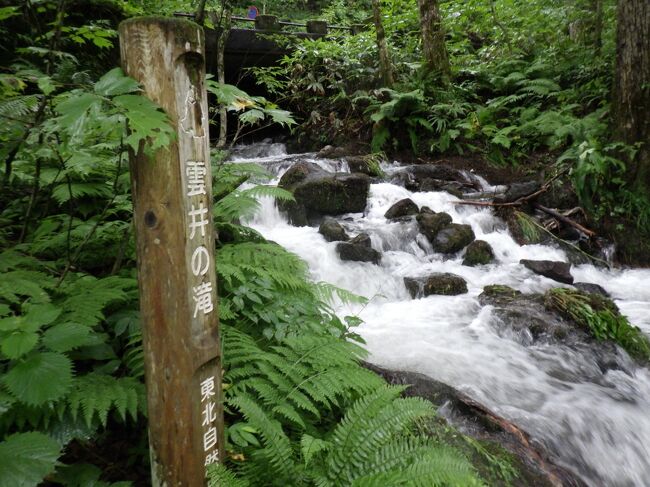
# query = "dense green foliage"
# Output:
<box><xmin>1</xmin><ymin>0</ymin><xmax>648</xmax><ymax>484</ymax></box>
<box><xmin>248</xmin><ymin>0</ymin><xmax>649</xmax><ymax>234</ymax></box>
<box><xmin>0</xmin><ymin>2</ymin><xmax>494</xmax><ymax>485</ymax></box>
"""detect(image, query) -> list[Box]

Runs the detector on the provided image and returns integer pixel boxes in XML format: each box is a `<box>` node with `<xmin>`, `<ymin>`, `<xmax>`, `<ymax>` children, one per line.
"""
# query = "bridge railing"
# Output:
<box><xmin>174</xmin><ymin>12</ymin><xmax>364</xmax><ymax>35</ymax></box>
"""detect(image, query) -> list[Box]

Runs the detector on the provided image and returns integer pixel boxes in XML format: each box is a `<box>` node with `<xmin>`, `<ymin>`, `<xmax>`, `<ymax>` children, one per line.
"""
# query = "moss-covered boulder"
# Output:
<box><xmin>545</xmin><ymin>288</ymin><xmax>650</xmax><ymax>363</ymax></box>
<box><xmin>479</xmin><ymin>285</ymin><xmax>522</xmax><ymax>304</ymax></box>
<box><xmin>278</xmin><ymin>162</ymin><xmax>370</xmax><ymax>225</ymax></box>
<box><xmin>405</xmin><ymin>273</ymin><xmax>468</xmax><ymax>297</ymax></box>
<box><xmin>433</xmin><ymin>224</ymin><xmax>475</xmax><ymax>254</ymax></box>
<box><xmin>463</xmin><ymin>240</ymin><xmax>495</xmax><ymax>266</ymax></box>
<box><xmin>416</xmin><ymin>211</ymin><xmax>452</xmax><ymax>242</ymax></box>
<box><xmin>318</xmin><ymin>217</ymin><xmax>349</xmax><ymax>242</ymax></box>
<box><xmin>385</xmin><ymin>198</ymin><xmax>419</xmax><ymax>220</ymax></box>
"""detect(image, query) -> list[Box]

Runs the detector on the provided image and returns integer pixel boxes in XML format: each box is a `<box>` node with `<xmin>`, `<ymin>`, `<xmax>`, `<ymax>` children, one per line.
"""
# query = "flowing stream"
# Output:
<box><xmin>231</xmin><ymin>142</ymin><xmax>650</xmax><ymax>486</ymax></box>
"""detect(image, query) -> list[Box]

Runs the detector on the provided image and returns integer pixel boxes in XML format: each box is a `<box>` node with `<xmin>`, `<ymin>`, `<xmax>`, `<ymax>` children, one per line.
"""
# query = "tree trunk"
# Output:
<box><xmin>417</xmin><ymin>0</ymin><xmax>450</xmax><ymax>82</ymax></box>
<box><xmin>216</xmin><ymin>10</ymin><xmax>231</xmax><ymax>147</ymax></box>
<box><xmin>372</xmin><ymin>0</ymin><xmax>394</xmax><ymax>87</ymax></box>
<box><xmin>592</xmin><ymin>0</ymin><xmax>603</xmax><ymax>54</ymax></box>
<box><xmin>612</xmin><ymin>0</ymin><xmax>650</xmax><ymax>190</ymax></box>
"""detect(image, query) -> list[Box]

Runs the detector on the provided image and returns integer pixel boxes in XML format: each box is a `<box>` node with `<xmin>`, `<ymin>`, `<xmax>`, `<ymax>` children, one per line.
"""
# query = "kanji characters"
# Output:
<box><xmin>186</xmin><ymin>160</ymin><xmax>207</xmax><ymax>196</ymax></box>
<box><xmin>188</xmin><ymin>203</ymin><xmax>208</xmax><ymax>239</ymax></box>
<box><xmin>200</xmin><ymin>376</ymin><xmax>216</xmax><ymax>402</ymax></box>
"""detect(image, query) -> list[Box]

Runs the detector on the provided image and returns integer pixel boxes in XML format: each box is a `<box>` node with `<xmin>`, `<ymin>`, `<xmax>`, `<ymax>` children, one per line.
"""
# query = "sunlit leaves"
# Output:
<box><xmin>93</xmin><ymin>68</ymin><xmax>140</xmax><ymax>96</ymax></box>
<box><xmin>113</xmin><ymin>94</ymin><xmax>175</xmax><ymax>152</ymax></box>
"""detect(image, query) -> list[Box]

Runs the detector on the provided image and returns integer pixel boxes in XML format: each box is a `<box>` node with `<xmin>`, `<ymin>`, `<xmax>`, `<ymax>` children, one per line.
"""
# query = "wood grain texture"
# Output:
<box><xmin>119</xmin><ymin>17</ymin><xmax>223</xmax><ymax>486</ymax></box>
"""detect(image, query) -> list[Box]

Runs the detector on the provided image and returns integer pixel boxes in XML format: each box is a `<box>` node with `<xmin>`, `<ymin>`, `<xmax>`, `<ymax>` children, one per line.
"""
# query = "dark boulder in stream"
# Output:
<box><xmin>336</xmin><ymin>233</ymin><xmax>381</xmax><ymax>264</ymax></box>
<box><xmin>520</xmin><ymin>259</ymin><xmax>574</xmax><ymax>284</ymax></box>
<box><xmin>391</xmin><ymin>164</ymin><xmax>476</xmax><ymax>192</ymax></box>
<box><xmin>433</xmin><ymin>223</ymin><xmax>475</xmax><ymax>253</ymax></box>
<box><xmin>278</xmin><ymin>162</ymin><xmax>370</xmax><ymax>225</ymax></box>
<box><xmin>384</xmin><ymin>198</ymin><xmax>419</xmax><ymax>220</ymax></box>
<box><xmin>573</xmin><ymin>282</ymin><xmax>609</xmax><ymax>297</ymax></box>
<box><xmin>318</xmin><ymin>217</ymin><xmax>349</xmax><ymax>242</ymax></box>
<box><xmin>416</xmin><ymin>211</ymin><xmax>452</xmax><ymax>241</ymax></box>
<box><xmin>365</xmin><ymin>363</ymin><xmax>587</xmax><ymax>487</ymax></box>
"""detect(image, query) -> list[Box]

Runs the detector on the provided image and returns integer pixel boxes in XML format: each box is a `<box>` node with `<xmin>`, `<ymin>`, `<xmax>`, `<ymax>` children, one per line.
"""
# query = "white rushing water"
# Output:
<box><xmin>231</xmin><ymin>142</ymin><xmax>650</xmax><ymax>486</ymax></box>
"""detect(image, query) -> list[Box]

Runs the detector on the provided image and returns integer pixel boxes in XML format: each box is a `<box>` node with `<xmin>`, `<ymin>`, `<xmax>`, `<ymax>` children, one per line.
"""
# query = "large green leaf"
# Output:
<box><xmin>55</xmin><ymin>91</ymin><xmax>103</xmax><ymax>138</ymax></box>
<box><xmin>112</xmin><ymin>94</ymin><xmax>175</xmax><ymax>152</ymax></box>
<box><xmin>94</xmin><ymin>67</ymin><xmax>140</xmax><ymax>96</ymax></box>
<box><xmin>0</xmin><ymin>330</ymin><xmax>39</xmax><ymax>359</ymax></box>
<box><xmin>0</xmin><ymin>432</ymin><xmax>61</xmax><ymax>487</ymax></box>
<box><xmin>3</xmin><ymin>352</ymin><xmax>73</xmax><ymax>406</ymax></box>
<box><xmin>42</xmin><ymin>323</ymin><xmax>93</xmax><ymax>352</ymax></box>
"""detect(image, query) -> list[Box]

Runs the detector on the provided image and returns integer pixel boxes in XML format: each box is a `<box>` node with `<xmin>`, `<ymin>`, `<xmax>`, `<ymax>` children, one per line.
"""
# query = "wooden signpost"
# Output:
<box><xmin>119</xmin><ymin>18</ymin><xmax>224</xmax><ymax>485</ymax></box>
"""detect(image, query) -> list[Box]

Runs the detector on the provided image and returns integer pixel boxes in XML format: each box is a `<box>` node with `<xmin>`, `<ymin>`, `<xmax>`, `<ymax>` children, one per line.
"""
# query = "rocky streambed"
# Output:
<box><xmin>231</xmin><ymin>142</ymin><xmax>650</xmax><ymax>486</ymax></box>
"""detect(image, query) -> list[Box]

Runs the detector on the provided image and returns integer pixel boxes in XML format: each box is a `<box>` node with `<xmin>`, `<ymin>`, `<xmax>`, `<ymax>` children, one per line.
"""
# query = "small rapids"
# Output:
<box><xmin>230</xmin><ymin>142</ymin><xmax>650</xmax><ymax>486</ymax></box>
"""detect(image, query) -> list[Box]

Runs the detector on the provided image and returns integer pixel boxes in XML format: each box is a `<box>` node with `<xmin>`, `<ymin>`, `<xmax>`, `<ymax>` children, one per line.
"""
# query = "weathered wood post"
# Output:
<box><xmin>119</xmin><ymin>17</ymin><xmax>224</xmax><ymax>485</ymax></box>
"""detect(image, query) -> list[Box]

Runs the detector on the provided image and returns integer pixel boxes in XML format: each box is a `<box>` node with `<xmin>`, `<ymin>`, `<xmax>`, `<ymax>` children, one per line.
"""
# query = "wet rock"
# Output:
<box><xmin>495</xmin><ymin>180</ymin><xmax>541</xmax><ymax>203</ymax></box>
<box><xmin>520</xmin><ymin>259</ymin><xmax>573</xmax><ymax>284</ymax></box>
<box><xmin>574</xmin><ymin>282</ymin><xmax>609</xmax><ymax>297</ymax></box>
<box><xmin>365</xmin><ymin>363</ymin><xmax>588</xmax><ymax>487</ymax></box>
<box><xmin>392</xmin><ymin>164</ymin><xmax>472</xmax><ymax>192</ymax></box>
<box><xmin>419</xmin><ymin>178</ymin><xmax>465</xmax><ymax>197</ymax></box>
<box><xmin>349</xmin><ymin>233</ymin><xmax>372</xmax><ymax>247</ymax></box>
<box><xmin>336</xmin><ymin>233</ymin><xmax>380</xmax><ymax>264</ymax></box>
<box><xmin>416</xmin><ymin>212</ymin><xmax>452</xmax><ymax>242</ymax></box>
<box><xmin>433</xmin><ymin>224</ymin><xmax>475</xmax><ymax>254</ymax></box>
<box><xmin>462</xmin><ymin>240</ymin><xmax>495</xmax><ymax>266</ymax></box>
<box><xmin>405</xmin><ymin>273</ymin><xmax>468</xmax><ymax>297</ymax></box>
<box><xmin>318</xmin><ymin>217</ymin><xmax>349</xmax><ymax>242</ymax></box>
<box><xmin>480</xmin><ymin>288</ymin><xmax>636</xmax><ymax>374</ymax></box>
<box><xmin>279</xmin><ymin>162</ymin><xmax>370</xmax><ymax>225</ymax></box>
<box><xmin>479</xmin><ymin>285</ymin><xmax>522</xmax><ymax>305</ymax></box>
<box><xmin>385</xmin><ymin>198</ymin><xmax>419</xmax><ymax>220</ymax></box>
<box><xmin>317</xmin><ymin>145</ymin><xmax>347</xmax><ymax>159</ymax></box>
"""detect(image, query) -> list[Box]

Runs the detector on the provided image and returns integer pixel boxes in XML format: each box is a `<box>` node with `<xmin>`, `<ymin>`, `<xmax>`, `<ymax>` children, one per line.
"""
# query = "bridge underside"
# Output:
<box><xmin>205</xmin><ymin>28</ymin><xmax>323</xmax><ymax>85</ymax></box>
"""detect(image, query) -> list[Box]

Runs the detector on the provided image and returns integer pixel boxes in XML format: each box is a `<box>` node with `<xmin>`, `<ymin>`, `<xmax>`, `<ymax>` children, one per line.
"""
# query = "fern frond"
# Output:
<box><xmin>229</xmin><ymin>393</ymin><xmax>297</xmax><ymax>478</ymax></box>
<box><xmin>0</xmin><ymin>94</ymin><xmax>40</xmax><ymax>119</ymax></box>
<box><xmin>66</xmin><ymin>374</ymin><xmax>142</xmax><ymax>427</ymax></box>
<box><xmin>326</xmin><ymin>387</ymin><xmax>436</xmax><ymax>484</ymax></box>
<box><xmin>207</xmin><ymin>463</ymin><xmax>250</xmax><ymax>487</ymax></box>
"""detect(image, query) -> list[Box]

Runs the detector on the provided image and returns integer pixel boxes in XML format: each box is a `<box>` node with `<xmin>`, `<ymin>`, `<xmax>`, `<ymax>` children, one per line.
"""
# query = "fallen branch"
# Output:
<box><xmin>533</xmin><ymin>203</ymin><xmax>596</xmax><ymax>238</ymax></box>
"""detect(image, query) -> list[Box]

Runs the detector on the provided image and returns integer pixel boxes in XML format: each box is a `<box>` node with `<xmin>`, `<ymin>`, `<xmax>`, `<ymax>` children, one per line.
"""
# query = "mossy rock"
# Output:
<box><xmin>544</xmin><ymin>288</ymin><xmax>650</xmax><ymax>363</ymax></box>
<box><xmin>463</xmin><ymin>240</ymin><xmax>495</xmax><ymax>266</ymax></box>
<box><xmin>405</xmin><ymin>273</ymin><xmax>468</xmax><ymax>297</ymax></box>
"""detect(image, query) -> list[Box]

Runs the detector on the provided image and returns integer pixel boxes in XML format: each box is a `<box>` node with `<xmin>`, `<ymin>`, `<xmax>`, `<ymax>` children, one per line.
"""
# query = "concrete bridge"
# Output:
<box><xmin>174</xmin><ymin>13</ymin><xmax>362</xmax><ymax>85</ymax></box>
